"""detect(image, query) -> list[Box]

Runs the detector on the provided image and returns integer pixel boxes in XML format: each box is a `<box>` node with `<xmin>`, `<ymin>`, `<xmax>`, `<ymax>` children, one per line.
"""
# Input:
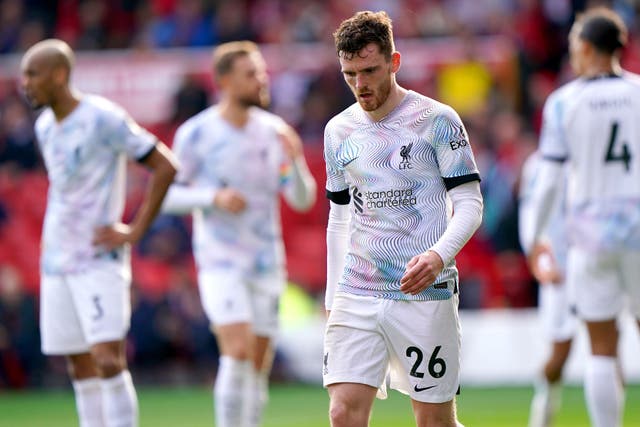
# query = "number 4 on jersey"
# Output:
<box><xmin>605</xmin><ymin>121</ymin><xmax>632</xmax><ymax>172</ymax></box>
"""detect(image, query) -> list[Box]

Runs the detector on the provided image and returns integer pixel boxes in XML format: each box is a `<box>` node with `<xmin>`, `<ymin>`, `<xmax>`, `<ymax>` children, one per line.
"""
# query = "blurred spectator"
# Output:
<box><xmin>170</xmin><ymin>74</ymin><xmax>209</xmax><ymax>125</ymax></box>
<box><xmin>146</xmin><ymin>0</ymin><xmax>216</xmax><ymax>48</ymax></box>
<box><xmin>436</xmin><ymin>31</ymin><xmax>494</xmax><ymax>117</ymax></box>
<box><xmin>216</xmin><ymin>0</ymin><xmax>256</xmax><ymax>43</ymax></box>
<box><xmin>0</xmin><ymin>0</ymin><xmax>24</xmax><ymax>53</ymax></box>
<box><xmin>0</xmin><ymin>265</ymin><xmax>44</xmax><ymax>388</ymax></box>
<box><xmin>0</xmin><ymin>95</ymin><xmax>41</xmax><ymax>170</ymax></box>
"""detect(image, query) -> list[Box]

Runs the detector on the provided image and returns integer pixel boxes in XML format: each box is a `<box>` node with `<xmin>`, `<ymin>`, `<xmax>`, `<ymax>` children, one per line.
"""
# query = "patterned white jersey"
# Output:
<box><xmin>539</xmin><ymin>72</ymin><xmax>640</xmax><ymax>251</ymax></box>
<box><xmin>36</xmin><ymin>95</ymin><xmax>157</xmax><ymax>274</ymax></box>
<box><xmin>324</xmin><ymin>90</ymin><xmax>480</xmax><ymax>301</ymax></box>
<box><xmin>171</xmin><ymin>106</ymin><xmax>291</xmax><ymax>274</ymax></box>
<box><xmin>518</xmin><ymin>151</ymin><xmax>567</xmax><ymax>270</ymax></box>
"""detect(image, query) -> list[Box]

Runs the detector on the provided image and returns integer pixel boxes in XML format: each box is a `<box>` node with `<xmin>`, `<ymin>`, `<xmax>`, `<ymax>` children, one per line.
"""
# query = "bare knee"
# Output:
<box><xmin>587</xmin><ymin>320</ymin><xmax>618</xmax><ymax>357</ymax></box>
<box><xmin>223</xmin><ymin>344</ymin><xmax>251</xmax><ymax>360</ymax></box>
<box><xmin>327</xmin><ymin>384</ymin><xmax>375</xmax><ymax>427</ymax></box>
<box><xmin>66</xmin><ymin>353</ymin><xmax>97</xmax><ymax>379</ymax></box>
<box><xmin>90</xmin><ymin>342</ymin><xmax>126</xmax><ymax>378</ymax></box>
<box><xmin>329</xmin><ymin>399</ymin><xmax>369</xmax><ymax>427</ymax></box>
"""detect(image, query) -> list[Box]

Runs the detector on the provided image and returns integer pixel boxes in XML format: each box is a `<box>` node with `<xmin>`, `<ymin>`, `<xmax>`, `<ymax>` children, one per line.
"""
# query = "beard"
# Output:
<box><xmin>357</xmin><ymin>79</ymin><xmax>391</xmax><ymax>112</ymax></box>
<box><xmin>239</xmin><ymin>88</ymin><xmax>270</xmax><ymax>109</ymax></box>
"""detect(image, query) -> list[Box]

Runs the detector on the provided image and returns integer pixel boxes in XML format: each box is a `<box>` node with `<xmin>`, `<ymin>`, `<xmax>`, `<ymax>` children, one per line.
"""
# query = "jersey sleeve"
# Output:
<box><xmin>538</xmin><ymin>93</ymin><xmax>569</xmax><ymax>162</ymax></box>
<box><xmin>324</xmin><ymin>123</ymin><xmax>350</xmax><ymax>204</ymax></box>
<box><xmin>105</xmin><ymin>106</ymin><xmax>157</xmax><ymax>161</ymax></box>
<box><xmin>431</xmin><ymin>107</ymin><xmax>481</xmax><ymax>190</ymax></box>
<box><xmin>172</xmin><ymin>122</ymin><xmax>201</xmax><ymax>185</ymax></box>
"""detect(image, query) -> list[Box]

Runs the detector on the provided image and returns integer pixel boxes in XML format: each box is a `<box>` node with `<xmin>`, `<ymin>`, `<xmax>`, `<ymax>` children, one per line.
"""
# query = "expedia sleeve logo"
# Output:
<box><xmin>449</xmin><ymin>139</ymin><xmax>468</xmax><ymax>150</ymax></box>
<box><xmin>352</xmin><ymin>186</ymin><xmax>417</xmax><ymax>213</ymax></box>
<box><xmin>449</xmin><ymin>125</ymin><xmax>469</xmax><ymax>151</ymax></box>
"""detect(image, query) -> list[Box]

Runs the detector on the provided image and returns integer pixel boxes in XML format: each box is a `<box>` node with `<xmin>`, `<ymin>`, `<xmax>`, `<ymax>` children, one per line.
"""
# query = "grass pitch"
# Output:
<box><xmin>1</xmin><ymin>383</ymin><xmax>639</xmax><ymax>426</ymax></box>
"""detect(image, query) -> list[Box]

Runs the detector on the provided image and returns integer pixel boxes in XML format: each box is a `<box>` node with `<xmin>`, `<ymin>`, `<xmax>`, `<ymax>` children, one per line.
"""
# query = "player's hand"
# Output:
<box><xmin>400</xmin><ymin>250</ymin><xmax>445</xmax><ymax>295</ymax></box>
<box><xmin>528</xmin><ymin>242</ymin><xmax>562</xmax><ymax>285</ymax></box>
<box><xmin>214</xmin><ymin>188</ymin><xmax>247</xmax><ymax>214</ymax></box>
<box><xmin>93</xmin><ymin>222</ymin><xmax>136</xmax><ymax>250</ymax></box>
<box><xmin>277</xmin><ymin>124</ymin><xmax>303</xmax><ymax>159</ymax></box>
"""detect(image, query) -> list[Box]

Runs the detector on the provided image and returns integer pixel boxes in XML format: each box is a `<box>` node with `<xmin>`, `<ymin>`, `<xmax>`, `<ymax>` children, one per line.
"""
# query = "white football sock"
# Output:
<box><xmin>214</xmin><ymin>356</ymin><xmax>252</xmax><ymax>427</ymax></box>
<box><xmin>248</xmin><ymin>369</ymin><xmax>269</xmax><ymax>427</ymax></box>
<box><xmin>100</xmin><ymin>370</ymin><xmax>138</xmax><ymax>427</ymax></box>
<box><xmin>528</xmin><ymin>376</ymin><xmax>562</xmax><ymax>427</ymax></box>
<box><xmin>72</xmin><ymin>377</ymin><xmax>105</xmax><ymax>427</ymax></box>
<box><xmin>585</xmin><ymin>355</ymin><xmax>624</xmax><ymax>427</ymax></box>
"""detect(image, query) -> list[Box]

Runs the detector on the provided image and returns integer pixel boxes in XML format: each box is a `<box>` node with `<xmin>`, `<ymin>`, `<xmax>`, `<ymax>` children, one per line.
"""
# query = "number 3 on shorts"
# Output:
<box><xmin>406</xmin><ymin>345</ymin><xmax>447</xmax><ymax>379</ymax></box>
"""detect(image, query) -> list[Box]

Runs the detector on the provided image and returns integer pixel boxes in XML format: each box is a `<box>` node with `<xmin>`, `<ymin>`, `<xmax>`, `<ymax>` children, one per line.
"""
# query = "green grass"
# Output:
<box><xmin>1</xmin><ymin>383</ymin><xmax>639</xmax><ymax>426</ymax></box>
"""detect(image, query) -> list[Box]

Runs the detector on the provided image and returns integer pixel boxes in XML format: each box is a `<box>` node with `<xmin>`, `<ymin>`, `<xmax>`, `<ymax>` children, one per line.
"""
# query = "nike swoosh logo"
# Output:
<box><xmin>343</xmin><ymin>157</ymin><xmax>358</xmax><ymax>166</ymax></box>
<box><xmin>414</xmin><ymin>384</ymin><xmax>437</xmax><ymax>392</ymax></box>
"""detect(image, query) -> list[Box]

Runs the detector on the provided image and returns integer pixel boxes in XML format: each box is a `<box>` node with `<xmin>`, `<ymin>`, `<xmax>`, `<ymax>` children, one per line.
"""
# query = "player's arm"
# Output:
<box><xmin>400</xmin><ymin>180</ymin><xmax>483</xmax><ymax>295</ymax></box>
<box><xmin>324</xmin><ymin>124</ymin><xmax>349</xmax><ymax>315</ymax></box>
<box><xmin>162</xmin><ymin>125</ymin><xmax>247</xmax><ymax>215</ymax></box>
<box><xmin>279</xmin><ymin>124</ymin><xmax>317</xmax><ymax>212</ymax></box>
<box><xmin>527</xmin><ymin>93</ymin><xmax>568</xmax><ymax>268</ymax></box>
<box><xmin>325</xmin><ymin>199</ymin><xmax>350</xmax><ymax>315</ymax></box>
<box><xmin>93</xmin><ymin>142</ymin><xmax>178</xmax><ymax>249</ymax></box>
<box><xmin>518</xmin><ymin>153</ymin><xmax>563</xmax><ymax>285</ymax></box>
<box><xmin>164</xmin><ymin>182</ymin><xmax>247</xmax><ymax>214</ymax></box>
<box><xmin>526</xmin><ymin>158</ymin><xmax>564</xmax><ymax>281</ymax></box>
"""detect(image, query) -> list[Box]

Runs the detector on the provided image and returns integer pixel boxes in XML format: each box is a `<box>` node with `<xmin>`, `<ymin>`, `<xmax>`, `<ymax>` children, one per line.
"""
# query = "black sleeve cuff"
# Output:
<box><xmin>542</xmin><ymin>154</ymin><xmax>567</xmax><ymax>163</ymax></box>
<box><xmin>136</xmin><ymin>143</ymin><xmax>157</xmax><ymax>164</ymax></box>
<box><xmin>326</xmin><ymin>188</ymin><xmax>351</xmax><ymax>205</ymax></box>
<box><xmin>442</xmin><ymin>173</ymin><xmax>481</xmax><ymax>191</ymax></box>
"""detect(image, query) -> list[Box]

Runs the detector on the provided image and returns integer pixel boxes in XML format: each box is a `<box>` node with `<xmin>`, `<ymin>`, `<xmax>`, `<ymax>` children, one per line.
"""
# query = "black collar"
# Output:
<box><xmin>585</xmin><ymin>72</ymin><xmax>622</xmax><ymax>81</ymax></box>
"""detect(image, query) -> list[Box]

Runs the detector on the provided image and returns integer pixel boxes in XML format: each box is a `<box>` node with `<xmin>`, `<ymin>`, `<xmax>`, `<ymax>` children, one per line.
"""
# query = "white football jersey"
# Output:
<box><xmin>324</xmin><ymin>90</ymin><xmax>480</xmax><ymax>301</ymax></box>
<box><xmin>518</xmin><ymin>151</ymin><xmax>567</xmax><ymax>270</ymax></box>
<box><xmin>36</xmin><ymin>94</ymin><xmax>157</xmax><ymax>274</ymax></box>
<box><xmin>539</xmin><ymin>72</ymin><xmax>640</xmax><ymax>250</ymax></box>
<box><xmin>171</xmin><ymin>106</ymin><xmax>291</xmax><ymax>274</ymax></box>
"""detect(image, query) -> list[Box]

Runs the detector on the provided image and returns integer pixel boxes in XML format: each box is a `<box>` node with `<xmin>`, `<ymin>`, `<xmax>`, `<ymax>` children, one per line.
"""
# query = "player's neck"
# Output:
<box><xmin>581</xmin><ymin>57</ymin><xmax>622</xmax><ymax>79</ymax></box>
<box><xmin>218</xmin><ymin>99</ymin><xmax>250</xmax><ymax>128</ymax></box>
<box><xmin>365</xmin><ymin>84</ymin><xmax>408</xmax><ymax>122</ymax></box>
<box><xmin>51</xmin><ymin>88</ymin><xmax>81</xmax><ymax>122</ymax></box>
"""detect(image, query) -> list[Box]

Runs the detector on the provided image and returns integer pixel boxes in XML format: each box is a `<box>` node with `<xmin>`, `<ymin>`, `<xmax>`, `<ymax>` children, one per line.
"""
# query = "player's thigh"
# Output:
<box><xmin>40</xmin><ymin>273</ymin><xmax>88</xmax><ymax>355</ymax></box>
<box><xmin>323</xmin><ymin>293</ymin><xmax>389</xmax><ymax>391</ymax></box>
<box><xmin>383</xmin><ymin>296</ymin><xmax>461</xmax><ymax>404</ymax></box>
<box><xmin>68</xmin><ymin>262</ymin><xmax>132</xmax><ymax>347</ymax></box>
<box><xmin>567</xmin><ymin>247</ymin><xmax>623</xmax><ymax>321</ymax></box>
<box><xmin>620</xmin><ymin>249</ymin><xmax>640</xmax><ymax>318</ymax></box>
<box><xmin>198</xmin><ymin>268</ymin><xmax>252</xmax><ymax>327</ymax></box>
<box><xmin>249</xmin><ymin>270</ymin><xmax>285</xmax><ymax>338</ymax></box>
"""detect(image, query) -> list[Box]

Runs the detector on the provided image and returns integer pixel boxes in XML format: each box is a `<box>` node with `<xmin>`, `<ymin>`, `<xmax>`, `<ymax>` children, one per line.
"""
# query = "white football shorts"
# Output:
<box><xmin>567</xmin><ymin>247</ymin><xmax>640</xmax><ymax>321</ymax></box>
<box><xmin>538</xmin><ymin>280</ymin><xmax>576</xmax><ymax>342</ymax></box>
<box><xmin>198</xmin><ymin>268</ymin><xmax>285</xmax><ymax>338</ymax></box>
<box><xmin>40</xmin><ymin>261</ymin><xmax>132</xmax><ymax>355</ymax></box>
<box><xmin>323</xmin><ymin>291</ymin><xmax>461</xmax><ymax>403</ymax></box>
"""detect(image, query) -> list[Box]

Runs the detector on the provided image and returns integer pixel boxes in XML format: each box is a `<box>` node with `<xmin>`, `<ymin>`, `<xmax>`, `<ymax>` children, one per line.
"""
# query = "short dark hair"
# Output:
<box><xmin>212</xmin><ymin>41</ymin><xmax>259</xmax><ymax>78</ymax></box>
<box><xmin>333</xmin><ymin>11</ymin><xmax>395</xmax><ymax>61</ymax></box>
<box><xmin>577</xmin><ymin>7</ymin><xmax>627</xmax><ymax>55</ymax></box>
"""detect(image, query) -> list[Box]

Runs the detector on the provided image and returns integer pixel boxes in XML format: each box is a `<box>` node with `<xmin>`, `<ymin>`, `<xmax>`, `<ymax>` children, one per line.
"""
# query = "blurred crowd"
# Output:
<box><xmin>2</xmin><ymin>0</ymin><xmax>640</xmax><ymax>388</ymax></box>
